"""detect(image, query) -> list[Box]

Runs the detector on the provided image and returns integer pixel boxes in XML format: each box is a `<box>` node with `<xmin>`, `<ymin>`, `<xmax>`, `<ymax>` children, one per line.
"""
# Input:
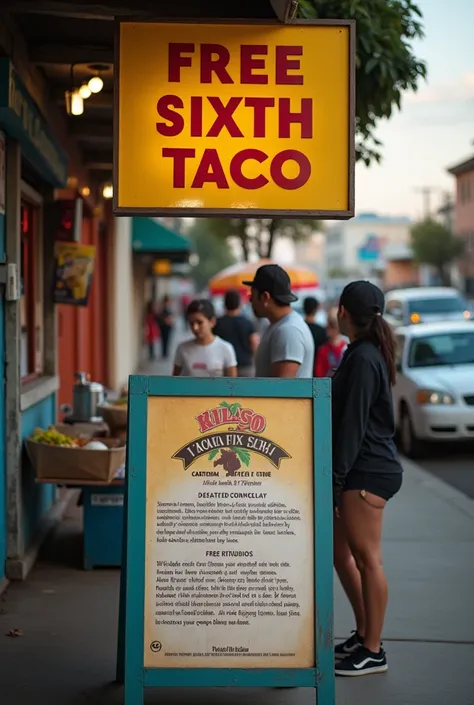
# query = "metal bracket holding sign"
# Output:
<box><xmin>118</xmin><ymin>376</ymin><xmax>334</xmax><ymax>705</ymax></box>
<box><xmin>270</xmin><ymin>0</ymin><xmax>299</xmax><ymax>23</ymax></box>
<box><xmin>113</xmin><ymin>19</ymin><xmax>355</xmax><ymax>220</ymax></box>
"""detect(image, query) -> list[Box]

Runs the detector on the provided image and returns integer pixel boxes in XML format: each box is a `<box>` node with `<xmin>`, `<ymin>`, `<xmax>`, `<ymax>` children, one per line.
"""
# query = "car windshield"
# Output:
<box><xmin>408</xmin><ymin>296</ymin><xmax>466</xmax><ymax>315</ymax></box>
<box><xmin>408</xmin><ymin>332</ymin><xmax>474</xmax><ymax>367</ymax></box>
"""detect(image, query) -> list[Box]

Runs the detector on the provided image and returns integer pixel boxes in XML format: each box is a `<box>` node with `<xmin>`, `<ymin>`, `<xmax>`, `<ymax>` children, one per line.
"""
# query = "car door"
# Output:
<box><xmin>392</xmin><ymin>333</ymin><xmax>405</xmax><ymax>426</ymax></box>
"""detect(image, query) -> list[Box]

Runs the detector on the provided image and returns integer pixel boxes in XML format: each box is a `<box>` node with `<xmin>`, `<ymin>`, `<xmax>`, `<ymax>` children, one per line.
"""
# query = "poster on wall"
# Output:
<box><xmin>144</xmin><ymin>395</ymin><xmax>315</xmax><ymax>669</ymax></box>
<box><xmin>0</xmin><ymin>131</ymin><xmax>5</xmax><ymax>215</ymax></box>
<box><xmin>53</xmin><ymin>241</ymin><xmax>96</xmax><ymax>306</ymax></box>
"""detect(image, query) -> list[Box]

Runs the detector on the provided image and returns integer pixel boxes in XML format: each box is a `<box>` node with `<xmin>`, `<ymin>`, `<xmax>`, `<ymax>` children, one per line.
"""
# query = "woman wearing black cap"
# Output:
<box><xmin>332</xmin><ymin>281</ymin><xmax>402</xmax><ymax>677</ymax></box>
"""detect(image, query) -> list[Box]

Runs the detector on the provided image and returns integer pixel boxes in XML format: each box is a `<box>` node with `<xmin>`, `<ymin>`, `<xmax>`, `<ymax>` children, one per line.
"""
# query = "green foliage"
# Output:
<box><xmin>202</xmin><ymin>217</ymin><xmax>322</xmax><ymax>261</ymax></box>
<box><xmin>411</xmin><ymin>219</ymin><xmax>465</xmax><ymax>284</ymax></box>
<box><xmin>220</xmin><ymin>401</ymin><xmax>242</xmax><ymax>415</ymax></box>
<box><xmin>232</xmin><ymin>448</ymin><xmax>251</xmax><ymax>467</ymax></box>
<box><xmin>208</xmin><ymin>448</ymin><xmax>220</xmax><ymax>461</ymax></box>
<box><xmin>298</xmin><ymin>0</ymin><xmax>427</xmax><ymax>165</ymax></box>
<box><xmin>188</xmin><ymin>219</ymin><xmax>235</xmax><ymax>290</ymax></box>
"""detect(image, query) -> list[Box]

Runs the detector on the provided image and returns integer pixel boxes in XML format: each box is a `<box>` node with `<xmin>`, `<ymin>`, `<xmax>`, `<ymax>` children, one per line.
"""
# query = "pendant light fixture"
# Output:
<box><xmin>65</xmin><ymin>64</ymin><xmax>84</xmax><ymax>116</ymax></box>
<box><xmin>102</xmin><ymin>183</ymin><xmax>113</xmax><ymax>199</ymax></box>
<box><xmin>65</xmin><ymin>89</ymin><xmax>84</xmax><ymax>116</ymax></box>
<box><xmin>87</xmin><ymin>64</ymin><xmax>108</xmax><ymax>94</ymax></box>
<box><xmin>79</xmin><ymin>83</ymin><xmax>92</xmax><ymax>99</ymax></box>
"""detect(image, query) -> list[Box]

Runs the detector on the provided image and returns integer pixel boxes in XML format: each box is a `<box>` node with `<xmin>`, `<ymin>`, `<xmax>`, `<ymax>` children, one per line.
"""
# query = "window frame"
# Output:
<box><xmin>395</xmin><ymin>334</ymin><xmax>405</xmax><ymax>370</ymax></box>
<box><xmin>20</xmin><ymin>181</ymin><xmax>44</xmax><ymax>384</ymax></box>
<box><xmin>407</xmin><ymin>331</ymin><xmax>474</xmax><ymax>368</ymax></box>
<box><xmin>385</xmin><ymin>299</ymin><xmax>404</xmax><ymax>322</ymax></box>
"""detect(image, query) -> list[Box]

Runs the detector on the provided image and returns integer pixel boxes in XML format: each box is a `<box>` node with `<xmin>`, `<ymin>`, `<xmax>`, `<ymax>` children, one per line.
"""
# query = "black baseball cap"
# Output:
<box><xmin>340</xmin><ymin>280</ymin><xmax>385</xmax><ymax>317</ymax></box>
<box><xmin>242</xmin><ymin>264</ymin><xmax>298</xmax><ymax>304</ymax></box>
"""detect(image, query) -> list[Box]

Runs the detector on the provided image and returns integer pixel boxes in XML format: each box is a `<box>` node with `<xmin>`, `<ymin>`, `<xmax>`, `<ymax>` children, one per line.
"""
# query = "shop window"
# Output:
<box><xmin>20</xmin><ymin>198</ymin><xmax>43</xmax><ymax>381</ymax></box>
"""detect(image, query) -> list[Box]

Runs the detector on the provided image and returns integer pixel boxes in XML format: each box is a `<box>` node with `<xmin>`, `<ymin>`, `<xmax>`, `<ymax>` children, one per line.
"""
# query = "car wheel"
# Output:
<box><xmin>400</xmin><ymin>405</ymin><xmax>425</xmax><ymax>459</ymax></box>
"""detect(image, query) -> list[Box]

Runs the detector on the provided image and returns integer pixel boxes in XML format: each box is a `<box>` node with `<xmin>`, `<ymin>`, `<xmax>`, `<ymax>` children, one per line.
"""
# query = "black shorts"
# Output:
<box><xmin>343</xmin><ymin>470</ymin><xmax>402</xmax><ymax>501</ymax></box>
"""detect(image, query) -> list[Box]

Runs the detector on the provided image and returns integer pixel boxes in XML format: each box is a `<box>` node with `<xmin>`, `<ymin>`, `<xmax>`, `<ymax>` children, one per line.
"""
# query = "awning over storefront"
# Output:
<box><xmin>131</xmin><ymin>217</ymin><xmax>190</xmax><ymax>261</ymax></box>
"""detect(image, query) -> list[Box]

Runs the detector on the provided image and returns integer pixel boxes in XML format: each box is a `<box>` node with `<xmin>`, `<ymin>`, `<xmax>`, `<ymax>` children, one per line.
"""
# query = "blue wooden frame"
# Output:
<box><xmin>121</xmin><ymin>375</ymin><xmax>334</xmax><ymax>705</ymax></box>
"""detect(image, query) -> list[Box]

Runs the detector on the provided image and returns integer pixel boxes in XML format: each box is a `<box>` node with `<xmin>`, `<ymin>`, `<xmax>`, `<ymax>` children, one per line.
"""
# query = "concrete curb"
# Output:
<box><xmin>402</xmin><ymin>456</ymin><xmax>474</xmax><ymax>521</ymax></box>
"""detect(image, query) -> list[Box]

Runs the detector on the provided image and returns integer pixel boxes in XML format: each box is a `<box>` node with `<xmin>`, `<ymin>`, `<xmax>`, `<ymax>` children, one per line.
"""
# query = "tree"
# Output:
<box><xmin>202</xmin><ymin>217</ymin><xmax>322</xmax><ymax>261</ymax></box>
<box><xmin>411</xmin><ymin>220</ymin><xmax>465</xmax><ymax>286</ymax></box>
<box><xmin>188</xmin><ymin>219</ymin><xmax>235</xmax><ymax>291</ymax></box>
<box><xmin>299</xmin><ymin>0</ymin><xmax>427</xmax><ymax>165</ymax></box>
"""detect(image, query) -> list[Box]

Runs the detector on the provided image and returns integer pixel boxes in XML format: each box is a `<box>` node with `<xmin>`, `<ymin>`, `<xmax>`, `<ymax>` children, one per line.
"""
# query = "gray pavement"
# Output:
<box><xmin>139</xmin><ymin>320</ymin><xmax>189</xmax><ymax>377</ymax></box>
<box><xmin>1</xmin><ymin>458</ymin><xmax>473</xmax><ymax>705</ymax></box>
<box><xmin>414</xmin><ymin>442</ymin><xmax>474</xmax><ymax>500</ymax></box>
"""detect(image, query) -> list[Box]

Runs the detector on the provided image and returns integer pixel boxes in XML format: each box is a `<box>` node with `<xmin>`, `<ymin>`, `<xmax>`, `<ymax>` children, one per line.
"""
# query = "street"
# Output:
<box><xmin>411</xmin><ymin>443</ymin><xmax>474</xmax><ymax>500</ymax></box>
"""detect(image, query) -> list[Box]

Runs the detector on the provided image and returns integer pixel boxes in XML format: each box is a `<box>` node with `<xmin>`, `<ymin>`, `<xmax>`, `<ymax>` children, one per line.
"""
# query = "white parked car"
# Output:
<box><xmin>384</xmin><ymin>287</ymin><xmax>471</xmax><ymax>328</ymax></box>
<box><xmin>393</xmin><ymin>322</ymin><xmax>474</xmax><ymax>457</ymax></box>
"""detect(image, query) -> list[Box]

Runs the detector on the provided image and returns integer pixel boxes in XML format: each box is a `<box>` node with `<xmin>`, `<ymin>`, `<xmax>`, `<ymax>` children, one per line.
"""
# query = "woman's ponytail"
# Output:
<box><xmin>368</xmin><ymin>315</ymin><xmax>397</xmax><ymax>386</ymax></box>
<box><xmin>351</xmin><ymin>312</ymin><xmax>397</xmax><ymax>386</ymax></box>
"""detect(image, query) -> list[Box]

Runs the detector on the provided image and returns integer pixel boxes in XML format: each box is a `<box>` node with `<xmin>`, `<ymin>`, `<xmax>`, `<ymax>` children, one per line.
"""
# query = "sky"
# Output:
<box><xmin>355</xmin><ymin>0</ymin><xmax>474</xmax><ymax>219</ymax></box>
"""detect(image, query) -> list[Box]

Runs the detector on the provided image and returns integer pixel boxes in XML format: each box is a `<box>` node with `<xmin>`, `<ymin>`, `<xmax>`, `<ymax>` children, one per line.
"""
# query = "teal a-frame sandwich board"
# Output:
<box><xmin>117</xmin><ymin>375</ymin><xmax>334</xmax><ymax>705</ymax></box>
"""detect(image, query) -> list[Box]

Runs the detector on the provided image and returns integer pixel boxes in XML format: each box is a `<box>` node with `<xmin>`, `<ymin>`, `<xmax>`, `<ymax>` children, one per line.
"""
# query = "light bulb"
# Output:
<box><xmin>102</xmin><ymin>184</ymin><xmax>113</xmax><ymax>199</ymax></box>
<box><xmin>88</xmin><ymin>76</ymin><xmax>103</xmax><ymax>94</ymax></box>
<box><xmin>82</xmin><ymin>186</ymin><xmax>91</xmax><ymax>197</ymax></box>
<box><xmin>71</xmin><ymin>90</ymin><xmax>84</xmax><ymax>116</ymax></box>
<box><xmin>79</xmin><ymin>83</ymin><xmax>91</xmax><ymax>99</ymax></box>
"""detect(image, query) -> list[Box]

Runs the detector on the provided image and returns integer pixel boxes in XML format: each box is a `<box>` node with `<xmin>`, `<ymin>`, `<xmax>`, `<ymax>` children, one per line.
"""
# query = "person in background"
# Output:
<box><xmin>157</xmin><ymin>294</ymin><xmax>174</xmax><ymax>359</ymax></box>
<box><xmin>332</xmin><ymin>281</ymin><xmax>402</xmax><ymax>677</ymax></box>
<box><xmin>144</xmin><ymin>301</ymin><xmax>160</xmax><ymax>361</ymax></box>
<box><xmin>243</xmin><ymin>264</ymin><xmax>314</xmax><ymax>378</ymax></box>
<box><xmin>315</xmin><ymin>308</ymin><xmax>347</xmax><ymax>378</ymax></box>
<box><xmin>173</xmin><ymin>299</ymin><xmax>237</xmax><ymax>377</ymax></box>
<box><xmin>303</xmin><ymin>296</ymin><xmax>328</xmax><ymax>370</ymax></box>
<box><xmin>180</xmin><ymin>293</ymin><xmax>192</xmax><ymax>324</ymax></box>
<box><xmin>214</xmin><ymin>290</ymin><xmax>259</xmax><ymax>377</ymax></box>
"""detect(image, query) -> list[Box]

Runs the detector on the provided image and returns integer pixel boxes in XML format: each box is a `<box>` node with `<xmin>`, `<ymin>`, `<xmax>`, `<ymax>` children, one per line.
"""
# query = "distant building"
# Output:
<box><xmin>293</xmin><ymin>232</ymin><xmax>325</xmax><ymax>276</ymax></box>
<box><xmin>447</xmin><ymin>155</ymin><xmax>474</xmax><ymax>296</ymax></box>
<box><xmin>376</xmin><ymin>243</ymin><xmax>420</xmax><ymax>291</ymax></box>
<box><xmin>324</xmin><ymin>213</ymin><xmax>413</xmax><ymax>283</ymax></box>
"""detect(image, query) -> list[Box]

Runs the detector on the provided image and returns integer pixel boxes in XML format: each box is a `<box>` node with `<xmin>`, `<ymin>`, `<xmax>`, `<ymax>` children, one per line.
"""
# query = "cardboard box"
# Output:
<box><xmin>26</xmin><ymin>437</ymin><xmax>126</xmax><ymax>484</ymax></box>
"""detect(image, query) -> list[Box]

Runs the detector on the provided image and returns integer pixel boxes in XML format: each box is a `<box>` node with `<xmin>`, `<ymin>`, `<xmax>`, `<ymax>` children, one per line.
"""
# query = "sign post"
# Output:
<box><xmin>121</xmin><ymin>375</ymin><xmax>333</xmax><ymax>705</ymax></box>
<box><xmin>114</xmin><ymin>20</ymin><xmax>355</xmax><ymax>219</ymax></box>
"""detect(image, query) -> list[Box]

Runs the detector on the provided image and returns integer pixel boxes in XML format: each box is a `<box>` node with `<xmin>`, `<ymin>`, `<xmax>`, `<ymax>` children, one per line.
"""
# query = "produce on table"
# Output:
<box><xmin>30</xmin><ymin>426</ymin><xmax>103</xmax><ymax>448</ymax></box>
<box><xmin>83</xmin><ymin>440</ymin><xmax>108</xmax><ymax>451</ymax></box>
<box><xmin>31</xmin><ymin>426</ymin><xmax>82</xmax><ymax>447</ymax></box>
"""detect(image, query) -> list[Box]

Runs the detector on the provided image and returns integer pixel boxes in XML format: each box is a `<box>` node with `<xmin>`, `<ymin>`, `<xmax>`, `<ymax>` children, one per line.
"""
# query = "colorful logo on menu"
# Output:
<box><xmin>172</xmin><ymin>401</ymin><xmax>291</xmax><ymax>475</ymax></box>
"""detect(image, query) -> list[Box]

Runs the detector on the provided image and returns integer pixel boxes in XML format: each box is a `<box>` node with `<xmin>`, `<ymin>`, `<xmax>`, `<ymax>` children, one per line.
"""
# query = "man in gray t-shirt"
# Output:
<box><xmin>243</xmin><ymin>265</ymin><xmax>314</xmax><ymax>378</ymax></box>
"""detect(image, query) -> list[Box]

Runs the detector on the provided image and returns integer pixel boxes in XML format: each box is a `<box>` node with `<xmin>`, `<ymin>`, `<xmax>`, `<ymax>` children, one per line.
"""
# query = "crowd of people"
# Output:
<box><xmin>145</xmin><ymin>263</ymin><xmax>403</xmax><ymax>677</ymax></box>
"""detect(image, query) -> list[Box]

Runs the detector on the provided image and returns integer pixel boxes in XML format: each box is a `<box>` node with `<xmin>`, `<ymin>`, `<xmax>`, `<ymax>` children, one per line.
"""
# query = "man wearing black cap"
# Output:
<box><xmin>243</xmin><ymin>264</ymin><xmax>314</xmax><ymax>378</ymax></box>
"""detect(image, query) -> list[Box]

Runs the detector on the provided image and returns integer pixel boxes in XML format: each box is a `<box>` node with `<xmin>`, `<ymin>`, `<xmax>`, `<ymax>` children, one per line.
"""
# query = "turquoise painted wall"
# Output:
<box><xmin>0</xmin><ymin>204</ymin><xmax>5</xmax><ymax>580</ymax></box>
<box><xmin>20</xmin><ymin>395</ymin><xmax>56</xmax><ymax>549</ymax></box>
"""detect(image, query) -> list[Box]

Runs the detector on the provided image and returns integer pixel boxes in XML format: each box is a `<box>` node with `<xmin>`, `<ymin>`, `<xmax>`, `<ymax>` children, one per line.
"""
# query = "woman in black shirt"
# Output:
<box><xmin>332</xmin><ymin>281</ymin><xmax>402</xmax><ymax>677</ymax></box>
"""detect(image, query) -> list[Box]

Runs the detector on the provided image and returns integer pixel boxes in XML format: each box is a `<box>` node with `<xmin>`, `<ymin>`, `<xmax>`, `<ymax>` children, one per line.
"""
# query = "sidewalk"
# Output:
<box><xmin>1</xmin><ymin>459</ymin><xmax>473</xmax><ymax>704</ymax></box>
<box><xmin>138</xmin><ymin>320</ymin><xmax>189</xmax><ymax>377</ymax></box>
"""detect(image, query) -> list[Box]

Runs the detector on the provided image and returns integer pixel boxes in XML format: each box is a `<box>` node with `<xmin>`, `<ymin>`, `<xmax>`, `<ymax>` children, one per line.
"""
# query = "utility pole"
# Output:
<box><xmin>414</xmin><ymin>186</ymin><xmax>440</xmax><ymax>220</ymax></box>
